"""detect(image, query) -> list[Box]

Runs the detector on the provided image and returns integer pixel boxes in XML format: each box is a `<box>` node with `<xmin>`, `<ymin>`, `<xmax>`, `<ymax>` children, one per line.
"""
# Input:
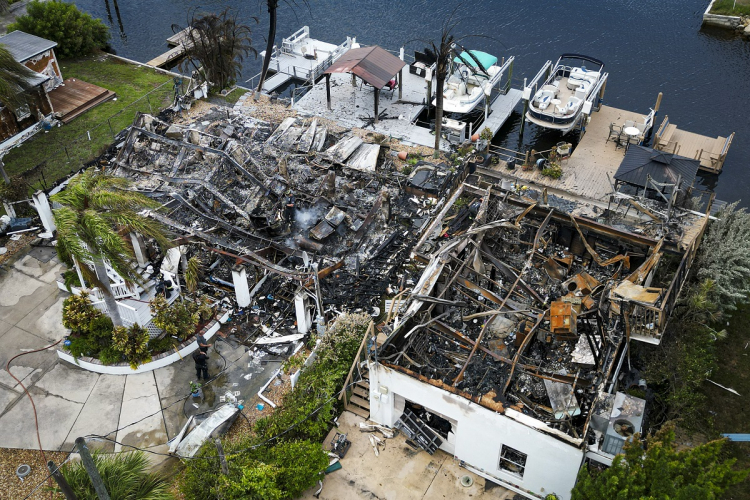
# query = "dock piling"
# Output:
<box><xmin>520</xmin><ymin>78</ymin><xmax>528</xmax><ymax>137</ymax></box>
<box><xmin>399</xmin><ymin>47</ymin><xmax>404</xmax><ymax>101</ymax></box>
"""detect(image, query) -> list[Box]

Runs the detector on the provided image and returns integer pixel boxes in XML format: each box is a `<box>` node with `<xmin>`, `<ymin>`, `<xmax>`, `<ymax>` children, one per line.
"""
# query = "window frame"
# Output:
<box><xmin>498</xmin><ymin>444</ymin><xmax>527</xmax><ymax>478</ymax></box>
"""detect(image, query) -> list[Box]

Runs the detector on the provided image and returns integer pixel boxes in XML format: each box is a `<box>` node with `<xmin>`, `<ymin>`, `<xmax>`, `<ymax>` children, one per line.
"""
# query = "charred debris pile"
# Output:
<box><xmin>107</xmin><ymin>109</ymin><xmax>464</xmax><ymax>342</ymax></box>
<box><xmin>376</xmin><ymin>178</ymin><xmax>707</xmax><ymax>442</ymax></box>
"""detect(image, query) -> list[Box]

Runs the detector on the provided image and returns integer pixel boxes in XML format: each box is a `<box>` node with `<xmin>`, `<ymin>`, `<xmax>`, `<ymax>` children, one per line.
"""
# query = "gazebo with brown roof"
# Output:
<box><xmin>323</xmin><ymin>45</ymin><xmax>407</xmax><ymax>123</ymax></box>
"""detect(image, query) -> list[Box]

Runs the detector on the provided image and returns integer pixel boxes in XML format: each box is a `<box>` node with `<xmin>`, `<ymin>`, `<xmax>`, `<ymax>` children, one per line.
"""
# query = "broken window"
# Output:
<box><xmin>499</xmin><ymin>445</ymin><xmax>527</xmax><ymax>478</ymax></box>
<box><xmin>14</xmin><ymin>103</ymin><xmax>31</xmax><ymax>121</ymax></box>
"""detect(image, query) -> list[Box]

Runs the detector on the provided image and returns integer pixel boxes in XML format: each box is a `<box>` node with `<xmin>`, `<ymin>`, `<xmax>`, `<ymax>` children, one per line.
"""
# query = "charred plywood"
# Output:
<box><xmin>347</xmin><ymin>143</ymin><xmax>380</xmax><ymax>172</ymax></box>
<box><xmin>325</xmin><ymin>134</ymin><xmax>363</xmax><ymax>163</ymax></box>
<box><xmin>297</xmin><ymin>119</ymin><xmax>317</xmax><ymax>153</ymax></box>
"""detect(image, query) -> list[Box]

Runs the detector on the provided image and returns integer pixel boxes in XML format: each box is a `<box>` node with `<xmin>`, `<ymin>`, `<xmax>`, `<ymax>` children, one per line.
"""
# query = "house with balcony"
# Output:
<box><xmin>58</xmin><ymin>239</ymin><xmax>182</xmax><ymax>337</ymax></box>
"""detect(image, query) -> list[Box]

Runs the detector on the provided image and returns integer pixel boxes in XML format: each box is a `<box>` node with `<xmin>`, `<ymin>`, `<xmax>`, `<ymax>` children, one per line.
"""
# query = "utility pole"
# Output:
<box><xmin>48</xmin><ymin>460</ymin><xmax>78</xmax><ymax>500</ymax></box>
<box><xmin>75</xmin><ymin>437</ymin><xmax>111</xmax><ymax>500</ymax></box>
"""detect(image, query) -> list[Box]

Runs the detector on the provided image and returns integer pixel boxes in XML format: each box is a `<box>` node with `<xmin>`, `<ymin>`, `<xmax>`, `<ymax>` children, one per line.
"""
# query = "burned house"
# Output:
<box><xmin>0</xmin><ymin>31</ymin><xmax>57</xmax><ymax>142</ymax></box>
<box><xmin>366</xmin><ymin>173</ymin><xmax>709</xmax><ymax>498</ymax></box>
<box><xmin>102</xmin><ymin>108</ymin><xmax>464</xmax><ymax>340</ymax></box>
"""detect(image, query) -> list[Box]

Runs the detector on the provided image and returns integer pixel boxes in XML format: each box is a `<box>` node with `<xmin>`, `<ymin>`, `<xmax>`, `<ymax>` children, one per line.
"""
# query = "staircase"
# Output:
<box><xmin>347</xmin><ymin>365</ymin><xmax>371</xmax><ymax>419</ymax></box>
<box><xmin>341</xmin><ymin>322</ymin><xmax>374</xmax><ymax>419</ymax></box>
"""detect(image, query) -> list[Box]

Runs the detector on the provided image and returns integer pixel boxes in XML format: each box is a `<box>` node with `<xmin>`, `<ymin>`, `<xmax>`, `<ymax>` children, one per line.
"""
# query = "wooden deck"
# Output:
<box><xmin>498</xmin><ymin>105</ymin><xmax>650</xmax><ymax>201</ymax></box>
<box><xmin>148</xmin><ymin>27</ymin><xmax>194</xmax><ymax>68</ymax></box>
<box><xmin>652</xmin><ymin>115</ymin><xmax>734</xmax><ymax>174</ymax></box>
<box><xmin>47</xmin><ymin>78</ymin><xmax>116</xmax><ymax>124</ymax></box>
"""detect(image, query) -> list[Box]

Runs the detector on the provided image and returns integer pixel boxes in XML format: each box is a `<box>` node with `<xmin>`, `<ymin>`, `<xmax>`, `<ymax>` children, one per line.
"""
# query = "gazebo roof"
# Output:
<box><xmin>614</xmin><ymin>145</ymin><xmax>699</xmax><ymax>189</ymax></box>
<box><xmin>324</xmin><ymin>46</ymin><xmax>406</xmax><ymax>89</ymax></box>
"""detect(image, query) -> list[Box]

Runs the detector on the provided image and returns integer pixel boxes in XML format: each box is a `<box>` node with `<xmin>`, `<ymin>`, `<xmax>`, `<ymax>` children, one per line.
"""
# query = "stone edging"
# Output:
<box><xmin>703</xmin><ymin>0</ymin><xmax>743</xmax><ymax>28</ymax></box>
<box><xmin>56</xmin><ymin>311</ymin><xmax>230</xmax><ymax>375</ymax></box>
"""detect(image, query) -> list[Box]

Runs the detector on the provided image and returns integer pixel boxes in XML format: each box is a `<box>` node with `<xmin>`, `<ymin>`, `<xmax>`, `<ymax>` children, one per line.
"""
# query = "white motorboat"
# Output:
<box><xmin>526</xmin><ymin>54</ymin><xmax>606</xmax><ymax>135</ymax></box>
<box><xmin>434</xmin><ymin>49</ymin><xmax>505</xmax><ymax>119</ymax></box>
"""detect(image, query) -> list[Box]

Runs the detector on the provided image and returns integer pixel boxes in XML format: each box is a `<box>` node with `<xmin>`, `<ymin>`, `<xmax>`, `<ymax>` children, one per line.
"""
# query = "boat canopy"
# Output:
<box><xmin>453</xmin><ymin>50</ymin><xmax>497</xmax><ymax>69</ymax></box>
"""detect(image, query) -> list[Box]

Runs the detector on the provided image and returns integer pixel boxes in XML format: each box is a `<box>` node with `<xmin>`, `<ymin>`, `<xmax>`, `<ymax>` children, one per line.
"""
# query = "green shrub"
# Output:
<box><xmin>148</xmin><ymin>336</ymin><xmax>176</xmax><ymax>354</ymax></box>
<box><xmin>62</xmin><ymin>269</ymin><xmax>82</xmax><ymax>292</ymax></box>
<box><xmin>150</xmin><ymin>296</ymin><xmax>213</xmax><ymax>341</ymax></box>
<box><xmin>62</xmin><ymin>292</ymin><xmax>103</xmax><ymax>334</ymax></box>
<box><xmin>62</xmin><ymin>292</ymin><xmax>116</xmax><ymax>358</ymax></box>
<box><xmin>67</xmin><ymin>336</ymin><xmax>97</xmax><ymax>358</ymax></box>
<box><xmin>98</xmin><ymin>346</ymin><xmax>122</xmax><ymax>365</ymax></box>
<box><xmin>59</xmin><ymin>450</ymin><xmax>172</xmax><ymax>499</ymax></box>
<box><xmin>112</xmin><ymin>323</ymin><xmax>152</xmax><ymax>370</ymax></box>
<box><xmin>542</xmin><ymin>163</ymin><xmax>563</xmax><ymax>179</ymax></box>
<box><xmin>8</xmin><ymin>0</ymin><xmax>110</xmax><ymax>59</ymax></box>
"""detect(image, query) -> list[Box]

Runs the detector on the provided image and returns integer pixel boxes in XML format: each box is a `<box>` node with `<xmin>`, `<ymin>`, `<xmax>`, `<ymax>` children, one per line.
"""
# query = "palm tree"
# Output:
<box><xmin>254</xmin><ymin>0</ymin><xmax>308</xmax><ymax>99</ymax></box>
<box><xmin>255</xmin><ymin>0</ymin><xmax>279</xmax><ymax>98</ymax></box>
<box><xmin>178</xmin><ymin>8</ymin><xmax>257</xmax><ymax>92</ymax></box>
<box><xmin>59</xmin><ymin>450</ymin><xmax>173</xmax><ymax>499</ymax></box>
<box><xmin>1</xmin><ymin>45</ymin><xmax>37</xmax><ymax>183</ymax></box>
<box><xmin>418</xmin><ymin>6</ymin><xmax>495</xmax><ymax>158</ymax></box>
<box><xmin>52</xmin><ymin>171</ymin><xmax>170</xmax><ymax>326</ymax></box>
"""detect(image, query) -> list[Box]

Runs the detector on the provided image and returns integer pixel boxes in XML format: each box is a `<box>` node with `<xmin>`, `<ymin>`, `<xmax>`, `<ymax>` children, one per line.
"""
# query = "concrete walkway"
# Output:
<box><xmin>0</xmin><ymin>245</ymin><xmax>279</xmax><ymax>458</ymax></box>
<box><xmin>304</xmin><ymin>411</ymin><xmax>513</xmax><ymax>500</ymax></box>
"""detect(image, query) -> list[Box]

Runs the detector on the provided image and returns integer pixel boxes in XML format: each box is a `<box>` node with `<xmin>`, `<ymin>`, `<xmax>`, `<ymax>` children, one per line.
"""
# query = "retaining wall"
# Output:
<box><xmin>703</xmin><ymin>0</ymin><xmax>742</xmax><ymax>28</ymax></box>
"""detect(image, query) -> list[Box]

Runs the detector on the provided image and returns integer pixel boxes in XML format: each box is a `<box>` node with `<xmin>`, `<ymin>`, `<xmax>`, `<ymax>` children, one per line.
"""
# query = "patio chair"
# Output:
<box><xmin>606</xmin><ymin>122</ymin><xmax>622</xmax><ymax>143</ymax></box>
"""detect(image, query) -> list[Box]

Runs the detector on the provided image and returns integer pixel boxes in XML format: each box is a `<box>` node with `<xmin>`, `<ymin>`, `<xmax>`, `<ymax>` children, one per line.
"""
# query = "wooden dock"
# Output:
<box><xmin>148</xmin><ymin>27</ymin><xmax>193</xmax><ymax>68</ymax></box>
<box><xmin>652</xmin><ymin>115</ymin><xmax>734</xmax><ymax>174</ymax></box>
<box><xmin>492</xmin><ymin>105</ymin><xmax>651</xmax><ymax>201</ymax></box>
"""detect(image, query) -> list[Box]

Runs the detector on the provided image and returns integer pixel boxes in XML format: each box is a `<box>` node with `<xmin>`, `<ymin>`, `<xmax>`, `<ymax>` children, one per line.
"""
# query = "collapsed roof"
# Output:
<box><xmin>375</xmin><ymin>170</ymin><xmax>708</xmax><ymax>445</ymax></box>
<box><xmin>108</xmin><ymin>108</ymin><xmax>463</xmax><ymax>320</ymax></box>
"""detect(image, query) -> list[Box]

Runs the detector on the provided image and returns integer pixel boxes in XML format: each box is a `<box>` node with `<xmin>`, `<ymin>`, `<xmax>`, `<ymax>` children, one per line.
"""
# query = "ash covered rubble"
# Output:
<box><xmin>376</xmin><ymin>176</ymin><xmax>707</xmax><ymax>444</ymax></box>
<box><xmin>106</xmin><ymin>108</ymin><xmax>458</xmax><ymax>342</ymax></box>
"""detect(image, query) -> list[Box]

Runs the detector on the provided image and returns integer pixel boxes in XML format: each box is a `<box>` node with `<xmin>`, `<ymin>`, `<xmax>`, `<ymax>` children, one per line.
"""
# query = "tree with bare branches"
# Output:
<box><xmin>176</xmin><ymin>9</ymin><xmax>258</xmax><ymax>92</ymax></box>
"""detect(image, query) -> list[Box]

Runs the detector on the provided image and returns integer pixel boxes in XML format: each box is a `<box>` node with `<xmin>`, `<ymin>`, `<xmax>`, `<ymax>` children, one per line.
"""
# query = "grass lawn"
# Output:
<box><xmin>699</xmin><ymin>302</ymin><xmax>750</xmax><ymax>499</ymax></box>
<box><xmin>710</xmin><ymin>0</ymin><xmax>750</xmax><ymax>16</ymax></box>
<box><xmin>215</xmin><ymin>86</ymin><xmax>249</xmax><ymax>106</ymax></box>
<box><xmin>3</xmin><ymin>53</ymin><xmax>175</xmax><ymax>188</ymax></box>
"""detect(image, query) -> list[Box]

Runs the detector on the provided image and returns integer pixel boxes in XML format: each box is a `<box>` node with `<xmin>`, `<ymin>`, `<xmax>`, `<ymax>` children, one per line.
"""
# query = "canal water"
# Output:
<box><xmin>73</xmin><ymin>0</ymin><xmax>749</xmax><ymax>204</ymax></box>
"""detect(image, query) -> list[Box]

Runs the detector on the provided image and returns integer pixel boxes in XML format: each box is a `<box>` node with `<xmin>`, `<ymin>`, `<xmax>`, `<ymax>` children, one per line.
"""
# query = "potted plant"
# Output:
<box><xmin>189</xmin><ymin>381</ymin><xmax>202</xmax><ymax>398</ymax></box>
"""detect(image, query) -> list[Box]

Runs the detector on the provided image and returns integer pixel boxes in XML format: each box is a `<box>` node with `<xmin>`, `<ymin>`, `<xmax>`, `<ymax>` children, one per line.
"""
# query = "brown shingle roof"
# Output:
<box><xmin>324</xmin><ymin>46</ymin><xmax>406</xmax><ymax>89</ymax></box>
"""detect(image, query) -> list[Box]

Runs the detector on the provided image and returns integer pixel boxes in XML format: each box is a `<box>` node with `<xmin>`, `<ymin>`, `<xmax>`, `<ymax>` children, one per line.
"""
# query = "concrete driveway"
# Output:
<box><xmin>0</xmin><ymin>245</ymin><xmax>277</xmax><ymax>457</ymax></box>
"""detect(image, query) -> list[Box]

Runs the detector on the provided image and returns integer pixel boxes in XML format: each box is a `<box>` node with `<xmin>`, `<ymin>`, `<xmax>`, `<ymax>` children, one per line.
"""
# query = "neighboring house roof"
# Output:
<box><xmin>614</xmin><ymin>145</ymin><xmax>699</xmax><ymax>189</ymax></box>
<box><xmin>324</xmin><ymin>46</ymin><xmax>406</xmax><ymax>89</ymax></box>
<box><xmin>0</xmin><ymin>30</ymin><xmax>58</xmax><ymax>63</ymax></box>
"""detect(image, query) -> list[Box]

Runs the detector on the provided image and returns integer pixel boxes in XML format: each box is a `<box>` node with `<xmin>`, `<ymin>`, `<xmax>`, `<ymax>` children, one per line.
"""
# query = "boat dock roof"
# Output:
<box><xmin>293</xmin><ymin>68</ymin><xmax>522</xmax><ymax>151</ymax></box>
<box><xmin>293</xmin><ymin>69</ymin><xmax>443</xmax><ymax>148</ymax></box>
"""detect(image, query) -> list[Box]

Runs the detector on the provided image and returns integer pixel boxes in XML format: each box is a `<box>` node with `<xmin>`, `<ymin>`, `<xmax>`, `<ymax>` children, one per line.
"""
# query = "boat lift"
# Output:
<box><xmin>520</xmin><ymin>60</ymin><xmax>609</xmax><ymax>136</ymax></box>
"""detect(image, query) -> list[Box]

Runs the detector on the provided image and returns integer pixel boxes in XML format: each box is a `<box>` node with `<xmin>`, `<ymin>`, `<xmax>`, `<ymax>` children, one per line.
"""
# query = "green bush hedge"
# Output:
<box><xmin>8</xmin><ymin>0</ymin><xmax>110</xmax><ymax>58</ymax></box>
<box><xmin>178</xmin><ymin>313</ymin><xmax>370</xmax><ymax>500</ymax></box>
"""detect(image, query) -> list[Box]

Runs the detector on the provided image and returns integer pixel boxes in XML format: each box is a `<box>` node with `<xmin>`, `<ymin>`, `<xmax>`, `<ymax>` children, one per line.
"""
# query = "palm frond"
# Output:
<box><xmin>0</xmin><ymin>45</ymin><xmax>37</xmax><ymax>107</ymax></box>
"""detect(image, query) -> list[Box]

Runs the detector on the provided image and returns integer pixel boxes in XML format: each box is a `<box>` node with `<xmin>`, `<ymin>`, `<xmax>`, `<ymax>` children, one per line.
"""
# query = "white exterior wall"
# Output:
<box><xmin>369</xmin><ymin>363</ymin><xmax>584</xmax><ymax>500</ymax></box>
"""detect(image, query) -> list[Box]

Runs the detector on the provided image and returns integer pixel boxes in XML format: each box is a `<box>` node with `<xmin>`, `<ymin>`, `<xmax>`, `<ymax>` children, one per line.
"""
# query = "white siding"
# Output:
<box><xmin>369</xmin><ymin>363</ymin><xmax>584</xmax><ymax>499</ymax></box>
